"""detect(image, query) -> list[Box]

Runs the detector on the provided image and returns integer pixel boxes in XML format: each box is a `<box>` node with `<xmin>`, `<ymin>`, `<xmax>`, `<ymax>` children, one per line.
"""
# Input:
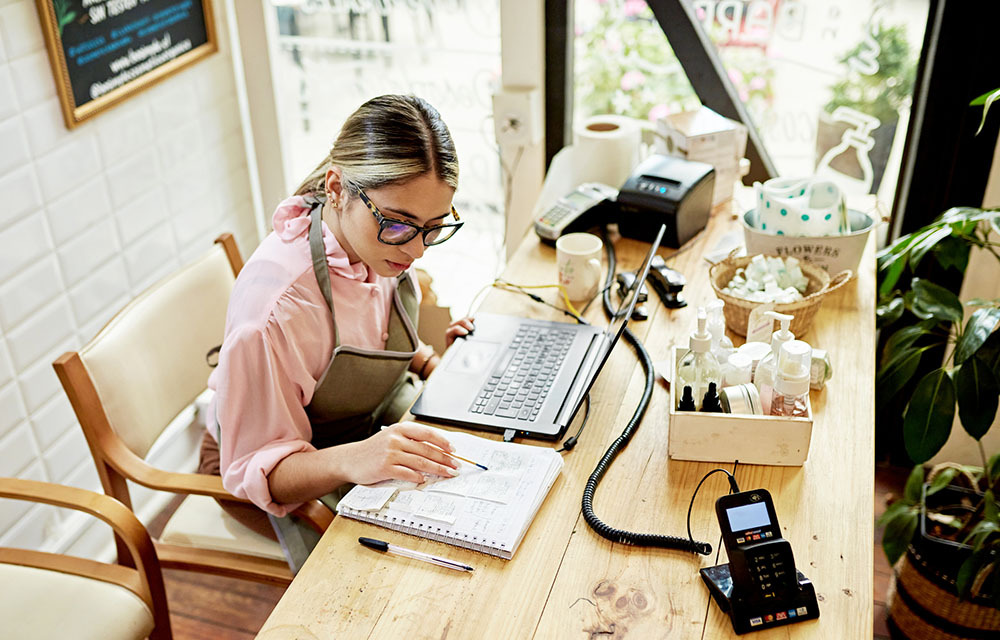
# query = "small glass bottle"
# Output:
<box><xmin>754</xmin><ymin>311</ymin><xmax>795</xmax><ymax>415</ymax></box>
<box><xmin>676</xmin><ymin>308</ymin><xmax>721</xmax><ymax>411</ymax></box>
<box><xmin>771</xmin><ymin>340</ymin><xmax>812</xmax><ymax>418</ymax></box>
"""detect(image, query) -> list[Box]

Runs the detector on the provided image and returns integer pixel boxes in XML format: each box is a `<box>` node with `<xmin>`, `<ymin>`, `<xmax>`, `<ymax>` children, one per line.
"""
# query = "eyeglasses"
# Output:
<box><xmin>355</xmin><ymin>188</ymin><xmax>463</xmax><ymax>246</ymax></box>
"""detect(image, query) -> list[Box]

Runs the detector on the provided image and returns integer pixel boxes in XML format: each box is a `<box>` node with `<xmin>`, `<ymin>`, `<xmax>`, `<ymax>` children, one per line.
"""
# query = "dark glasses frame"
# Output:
<box><xmin>355</xmin><ymin>187</ymin><xmax>463</xmax><ymax>246</ymax></box>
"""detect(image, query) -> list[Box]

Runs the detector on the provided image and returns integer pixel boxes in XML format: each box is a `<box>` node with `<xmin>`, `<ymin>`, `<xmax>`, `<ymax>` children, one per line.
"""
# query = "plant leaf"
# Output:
<box><xmin>882</xmin><ymin>508</ymin><xmax>918</xmax><ymax>566</ymax></box>
<box><xmin>877</xmin><ymin>345</ymin><xmax>934</xmax><ymax>401</ymax></box>
<box><xmin>877</xmin><ymin>499</ymin><xmax>917</xmax><ymax>527</ymax></box>
<box><xmin>876</xmin><ymin>296</ymin><xmax>905</xmax><ymax>329</ymax></box>
<box><xmin>955</xmin><ymin>356</ymin><xmax>1000</xmax><ymax>440</ymax></box>
<box><xmin>989</xmin><ymin>452</ymin><xmax>1000</xmax><ymax>483</ymax></box>
<box><xmin>881</xmin><ymin>320</ymin><xmax>942</xmax><ymax>363</ymax></box>
<box><xmin>904</xmin><ymin>368</ymin><xmax>956</xmax><ymax>463</ymax></box>
<box><xmin>985</xmin><ymin>490</ymin><xmax>999</xmax><ymax>524</ymax></box>
<box><xmin>911</xmin><ymin>278</ymin><xmax>964</xmax><ymax>325</ymax></box>
<box><xmin>927</xmin><ymin>467</ymin><xmax>960</xmax><ymax>496</ymax></box>
<box><xmin>975</xmin><ymin>330</ymin><xmax>1000</xmax><ymax>378</ymax></box>
<box><xmin>932</xmin><ymin>235</ymin><xmax>971</xmax><ymax>272</ymax></box>
<box><xmin>955</xmin><ymin>307</ymin><xmax>1000</xmax><ymax>364</ymax></box>
<box><xmin>878</xmin><ymin>253</ymin><xmax>909</xmax><ymax>298</ymax></box>
<box><xmin>956</xmin><ymin>548</ymin><xmax>991</xmax><ymax>597</ymax></box>
<box><xmin>904</xmin><ymin>465</ymin><xmax>925</xmax><ymax>503</ymax></box>
<box><xmin>975</xmin><ymin>88</ymin><xmax>1000</xmax><ymax>135</ymax></box>
<box><xmin>909</xmin><ymin>226</ymin><xmax>953</xmax><ymax>268</ymax></box>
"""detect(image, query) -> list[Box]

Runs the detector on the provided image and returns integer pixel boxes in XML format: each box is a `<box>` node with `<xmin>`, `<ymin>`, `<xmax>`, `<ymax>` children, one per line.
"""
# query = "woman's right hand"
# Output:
<box><xmin>346</xmin><ymin>422</ymin><xmax>459</xmax><ymax>486</ymax></box>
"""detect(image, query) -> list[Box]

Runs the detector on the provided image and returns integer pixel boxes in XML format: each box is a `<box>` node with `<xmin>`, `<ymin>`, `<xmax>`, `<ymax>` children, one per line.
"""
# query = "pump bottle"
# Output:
<box><xmin>771</xmin><ymin>340</ymin><xmax>812</xmax><ymax>418</ymax></box>
<box><xmin>753</xmin><ymin>311</ymin><xmax>795</xmax><ymax>414</ymax></box>
<box><xmin>676</xmin><ymin>308</ymin><xmax>721</xmax><ymax>411</ymax></box>
<box><xmin>706</xmin><ymin>300</ymin><xmax>735</xmax><ymax>365</ymax></box>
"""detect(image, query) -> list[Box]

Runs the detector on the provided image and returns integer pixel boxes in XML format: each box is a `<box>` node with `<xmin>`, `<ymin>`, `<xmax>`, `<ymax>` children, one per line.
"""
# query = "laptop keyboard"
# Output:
<box><xmin>469</xmin><ymin>325</ymin><xmax>576</xmax><ymax>422</ymax></box>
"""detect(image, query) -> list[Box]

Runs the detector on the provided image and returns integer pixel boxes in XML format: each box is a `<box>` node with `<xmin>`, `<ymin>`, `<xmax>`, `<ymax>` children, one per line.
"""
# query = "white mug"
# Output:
<box><xmin>556</xmin><ymin>232</ymin><xmax>603</xmax><ymax>301</ymax></box>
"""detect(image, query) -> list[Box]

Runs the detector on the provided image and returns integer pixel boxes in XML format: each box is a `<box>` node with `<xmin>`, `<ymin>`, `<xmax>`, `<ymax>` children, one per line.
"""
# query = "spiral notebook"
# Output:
<box><xmin>335</xmin><ymin>429</ymin><xmax>563</xmax><ymax>559</ymax></box>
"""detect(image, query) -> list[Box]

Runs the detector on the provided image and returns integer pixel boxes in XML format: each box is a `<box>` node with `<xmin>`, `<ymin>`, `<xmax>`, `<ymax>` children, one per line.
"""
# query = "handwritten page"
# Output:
<box><xmin>336</xmin><ymin>427</ymin><xmax>564</xmax><ymax>559</ymax></box>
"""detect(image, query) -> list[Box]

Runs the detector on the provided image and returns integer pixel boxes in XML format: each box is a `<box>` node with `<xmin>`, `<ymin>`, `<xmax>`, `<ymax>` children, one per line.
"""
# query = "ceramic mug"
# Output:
<box><xmin>556</xmin><ymin>232</ymin><xmax>603</xmax><ymax>301</ymax></box>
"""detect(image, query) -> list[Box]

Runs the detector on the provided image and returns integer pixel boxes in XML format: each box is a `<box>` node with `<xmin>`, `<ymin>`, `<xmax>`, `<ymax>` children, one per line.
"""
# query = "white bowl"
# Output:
<box><xmin>740</xmin><ymin>209</ymin><xmax>874</xmax><ymax>275</ymax></box>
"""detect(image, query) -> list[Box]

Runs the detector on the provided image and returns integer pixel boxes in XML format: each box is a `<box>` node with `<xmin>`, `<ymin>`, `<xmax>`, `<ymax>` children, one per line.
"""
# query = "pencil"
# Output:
<box><xmin>442</xmin><ymin>449</ymin><xmax>489</xmax><ymax>471</ymax></box>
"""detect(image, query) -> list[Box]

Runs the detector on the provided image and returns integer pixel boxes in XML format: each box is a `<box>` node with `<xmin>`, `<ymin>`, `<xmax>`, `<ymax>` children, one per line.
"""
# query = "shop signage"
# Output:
<box><xmin>35</xmin><ymin>0</ymin><xmax>217</xmax><ymax>128</ymax></box>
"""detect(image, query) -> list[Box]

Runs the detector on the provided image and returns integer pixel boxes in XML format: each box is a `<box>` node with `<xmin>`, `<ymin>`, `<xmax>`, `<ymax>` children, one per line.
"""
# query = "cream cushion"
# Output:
<box><xmin>160</xmin><ymin>494</ymin><xmax>286</xmax><ymax>561</ymax></box>
<box><xmin>81</xmin><ymin>248</ymin><xmax>234</xmax><ymax>458</ymax></box>
<box><xmin>0</xmin><ymin>563</ymin><xmax>154</xmax><ymax>640</ymax></box>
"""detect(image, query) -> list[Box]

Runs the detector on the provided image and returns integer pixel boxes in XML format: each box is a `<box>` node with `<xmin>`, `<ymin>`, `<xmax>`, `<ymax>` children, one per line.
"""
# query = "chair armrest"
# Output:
<box><xmin>105</xmin><ymin>446</ymin><xmax>333</xmax><ymax>533</ymax></box>
<box><xmin>0</xmin><ymin>478</ymin><xmax>166</xmax><ymax>614</ymax></box>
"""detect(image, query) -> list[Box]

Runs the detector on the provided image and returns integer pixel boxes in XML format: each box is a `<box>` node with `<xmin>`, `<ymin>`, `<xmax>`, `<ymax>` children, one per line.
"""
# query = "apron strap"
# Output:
<box><xmin>308</xmin><ymin>198</ymin><xmax>341</xmax><ymax>348</ymax></box>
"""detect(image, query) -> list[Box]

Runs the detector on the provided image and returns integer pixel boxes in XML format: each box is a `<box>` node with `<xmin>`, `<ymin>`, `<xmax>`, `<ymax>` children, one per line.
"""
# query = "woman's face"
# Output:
<box><xmin>325</xmin><ymin>170</ymin><xmax>456</xmax><ymax>278</ymax></box>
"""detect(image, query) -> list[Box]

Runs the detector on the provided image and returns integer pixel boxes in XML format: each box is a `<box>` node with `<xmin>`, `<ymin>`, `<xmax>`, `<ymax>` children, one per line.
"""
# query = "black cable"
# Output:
<box><xmin>580</xmin><ymin>231</ymin><xmax>712</xmax><ymax>555</ymax></box>
<box><xmin>557</xmin><ymin>393</ymin><xmax>590</xmax><ymax>453</ymax></box>
<box><xmin>686</xmin><ymin>468</ymin><xmax>741</xmax><ymax>545</ymax></box>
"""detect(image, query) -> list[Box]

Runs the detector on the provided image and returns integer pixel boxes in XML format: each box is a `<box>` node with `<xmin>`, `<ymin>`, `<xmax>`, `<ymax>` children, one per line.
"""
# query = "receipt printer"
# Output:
<box><xmin>616</xmin><ymin>154</ymin><xmax>715</xmax><ymax>247</ymax></box>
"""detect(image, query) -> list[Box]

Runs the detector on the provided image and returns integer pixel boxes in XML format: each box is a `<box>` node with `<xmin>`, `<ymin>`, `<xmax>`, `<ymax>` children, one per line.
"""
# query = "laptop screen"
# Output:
<box><xmin>561</xmin><ymin>225</ymin><xmax>666</xmax><ymax>420</ymax></box>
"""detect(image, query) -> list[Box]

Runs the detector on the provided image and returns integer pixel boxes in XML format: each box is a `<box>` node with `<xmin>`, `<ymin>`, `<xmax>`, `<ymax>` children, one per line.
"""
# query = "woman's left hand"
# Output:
<box><xmin>445</xmin><ymin>316</ymin><xmax>475</xmax><ymax>348</ymax></box>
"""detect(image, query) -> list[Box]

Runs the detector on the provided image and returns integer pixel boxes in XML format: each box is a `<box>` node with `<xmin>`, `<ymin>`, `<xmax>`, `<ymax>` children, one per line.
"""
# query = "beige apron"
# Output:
<box><xmin>270</xmin><ymin>196</ymin><xmax>421</xmax><ymax>571</ymax></box>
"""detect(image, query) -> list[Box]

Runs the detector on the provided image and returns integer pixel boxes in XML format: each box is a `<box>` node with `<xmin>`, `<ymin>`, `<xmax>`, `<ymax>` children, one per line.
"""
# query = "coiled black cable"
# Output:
<box><xmin>580</xmin><ymin>233</ymin><xmax>712</xmax><ymax>556</ymax></box>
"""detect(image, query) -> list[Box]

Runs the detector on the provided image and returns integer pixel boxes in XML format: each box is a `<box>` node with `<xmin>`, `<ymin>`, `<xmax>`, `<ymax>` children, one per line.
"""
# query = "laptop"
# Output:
<box><xmin>410</xmin><ymin>225</ymin><xmax>665</xmax><ymax>439</ymax></box>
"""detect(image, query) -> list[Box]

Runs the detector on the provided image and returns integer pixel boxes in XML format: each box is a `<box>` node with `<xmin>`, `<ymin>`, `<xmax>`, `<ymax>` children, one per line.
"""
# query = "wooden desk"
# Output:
<box><xmin>257</xmin><ymin>203</ymin><xmax>874</xmax><ymax>639</ymax></box>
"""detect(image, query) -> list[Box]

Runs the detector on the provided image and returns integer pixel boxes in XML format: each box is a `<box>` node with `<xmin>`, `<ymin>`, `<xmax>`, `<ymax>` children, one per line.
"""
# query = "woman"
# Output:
<box><xmin>200</xmin><ymin>95</ymin><xmax>474</xmax><ymax>563</ymax></box>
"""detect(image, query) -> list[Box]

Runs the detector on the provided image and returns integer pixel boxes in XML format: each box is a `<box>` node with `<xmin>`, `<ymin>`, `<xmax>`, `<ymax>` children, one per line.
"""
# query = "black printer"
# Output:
<box><xmin>616</xmin><ymin>154</ymin><xmax>715</xmax><ymax>247</ymax></box>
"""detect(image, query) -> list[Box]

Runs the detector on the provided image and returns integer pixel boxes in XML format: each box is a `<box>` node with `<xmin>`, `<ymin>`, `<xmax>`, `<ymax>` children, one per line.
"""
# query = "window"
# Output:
<box><xmin>266</xmin><ymin>0</ymin><xmax>505</xmax><ymax>312</ymax></box>
<box><xmin>573</xmin><ymin>0</ymin><xmax>929</xmax><ymax>214</ymax></box>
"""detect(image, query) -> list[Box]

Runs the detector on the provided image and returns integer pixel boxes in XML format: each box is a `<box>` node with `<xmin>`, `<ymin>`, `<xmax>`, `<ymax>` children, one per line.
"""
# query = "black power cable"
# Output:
<box><xmin>580</xmin><ymin>232</ymin><xmax>712</xmax><ymax>555</ymax></box>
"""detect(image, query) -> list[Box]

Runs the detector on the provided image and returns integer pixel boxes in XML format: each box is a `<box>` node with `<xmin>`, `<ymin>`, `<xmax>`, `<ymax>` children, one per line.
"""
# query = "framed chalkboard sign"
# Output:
<box><xmin>35</xmin><ymin>0</ymin><xmax>217</xmax><ymax>129</ymax></box>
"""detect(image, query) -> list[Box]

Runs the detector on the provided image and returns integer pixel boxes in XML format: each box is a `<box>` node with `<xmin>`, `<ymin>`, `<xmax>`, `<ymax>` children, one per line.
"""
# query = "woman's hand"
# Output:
<box><xmin>345</xmin><ymin>422</ymin><xmax>459</xmax><ymax>486</ymax></box>
<box><xmin>445</xmin><ymin>316</ymin><xmax>475</xmax><ymax>348</ymax></box>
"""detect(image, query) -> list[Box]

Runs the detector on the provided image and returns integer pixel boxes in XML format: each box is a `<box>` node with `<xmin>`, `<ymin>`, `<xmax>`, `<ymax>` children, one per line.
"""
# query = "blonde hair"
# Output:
<box><xmin>293</xmin><ymin>95</ymin><xmax>459</xmax><ymax>198</ymax></box>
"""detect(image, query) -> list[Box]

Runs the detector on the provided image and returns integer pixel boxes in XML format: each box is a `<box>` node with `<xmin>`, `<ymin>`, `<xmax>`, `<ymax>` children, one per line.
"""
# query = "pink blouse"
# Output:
<box><xmin>207</xmin><ymin>195</ymin><xmax>419</xmax><ymax>516</ymax></box>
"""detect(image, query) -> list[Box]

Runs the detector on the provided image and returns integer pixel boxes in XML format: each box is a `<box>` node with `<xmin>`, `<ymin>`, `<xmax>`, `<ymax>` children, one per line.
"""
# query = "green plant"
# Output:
<box><xmin>825</xmin><ymin>22</ymin><xmax>915</xmax><ymax>127</ymax></box>
<box><xmin>876</xmin><ymin>206</ymin><xmax>1000</xmax><ymax>605</ymax></box>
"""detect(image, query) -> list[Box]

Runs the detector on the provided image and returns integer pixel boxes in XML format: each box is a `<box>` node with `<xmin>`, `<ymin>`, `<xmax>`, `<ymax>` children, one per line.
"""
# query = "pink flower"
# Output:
<box><xmin>624</xmin><ymin>0</ymin><xmax>646</xmax><ymax>17</ymax></box>
<box><xmin>749</xmin><ymin>76</ymin><xmax>766</xmax><ymax>90</ymax></box>
<box><xmin>739</xmin><ymin>89</ymin><xmax>749</xmax><ymax>102</ymax></box>
<box><xmin>727</xmin><ymin>68</ymin><xmax>741</xmax><ymax>84</ymax></box>
<box><xmin>648</xmin><ymin>103</ymin><xmax>670</xmax><ymax>121</ymax></box>
<box><xmin>620</xmin><ymin>70</ymin><xmax>645</xmax><ymax>91</ymax></box>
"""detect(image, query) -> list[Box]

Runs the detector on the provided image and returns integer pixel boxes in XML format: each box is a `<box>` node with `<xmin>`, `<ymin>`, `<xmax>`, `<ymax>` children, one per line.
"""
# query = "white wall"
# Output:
<box><xmin>0</xmin><ymin>0</ymin><xmax>257</xmax><ymax>556</ymax></box>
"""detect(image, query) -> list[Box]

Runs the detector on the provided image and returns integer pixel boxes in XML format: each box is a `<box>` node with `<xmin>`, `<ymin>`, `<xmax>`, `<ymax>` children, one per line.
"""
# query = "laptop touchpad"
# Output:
<box><xmin>446</xmin><ymin>341</ymin><xmax>501</xmax><ymax>375</ymax></box>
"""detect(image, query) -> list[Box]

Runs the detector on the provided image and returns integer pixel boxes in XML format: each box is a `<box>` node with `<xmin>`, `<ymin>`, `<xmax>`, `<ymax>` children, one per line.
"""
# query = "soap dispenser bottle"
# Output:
<box><xmin>753</xmin><ymin>311</ymin><xmax>795</xmax><ymax>415</ymax></box>
<box><xmin>771</xmin><ymin>340</ymin><xmax>812</xmax><ymax>418</ymax></box>
<box><xmin>706</xmin><ymin>300</ymin><xmax>735</xmax><ymax>365</ymax></box>
<box><xmin>676</xmin><ymin>308</ymin><xmax>721</xmax><ymax>411</ymax></box>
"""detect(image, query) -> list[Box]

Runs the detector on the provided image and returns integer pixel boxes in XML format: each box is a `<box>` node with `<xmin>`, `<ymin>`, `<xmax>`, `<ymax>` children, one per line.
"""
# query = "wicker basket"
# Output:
<box><xmin>709</xmin><ymin>254</ymin><xmax>852</xmax><ymax>337</ymax></box>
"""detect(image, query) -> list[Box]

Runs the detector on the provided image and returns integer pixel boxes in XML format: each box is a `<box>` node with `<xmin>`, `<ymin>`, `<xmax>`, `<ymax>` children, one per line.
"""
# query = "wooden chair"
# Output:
<box><xmin>53</xmin><ymin>234</ymin><xmax>332</xmax><ymax>586</ymax></box>
<box><xmin>0</xmin><ymin>477</ymin><xmax>171</xmax><ymax>640</ymax></box>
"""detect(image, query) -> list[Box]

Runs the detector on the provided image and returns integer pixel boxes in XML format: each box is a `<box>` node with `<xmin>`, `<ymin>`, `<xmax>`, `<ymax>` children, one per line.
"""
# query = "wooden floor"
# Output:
<box><xmin>152</xmin><ymin>466</ymin><xmax>908</xmax><ymax>638</ymax></box>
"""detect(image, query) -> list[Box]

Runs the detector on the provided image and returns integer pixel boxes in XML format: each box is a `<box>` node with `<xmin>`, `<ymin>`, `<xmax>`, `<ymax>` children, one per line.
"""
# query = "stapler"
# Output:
<box><xmin>647</xmin><ymin>255</ymin><xmax>687</xmax><ymax>308</ymax></box>
<box><xmin>616</xmin><ymin>272</ymin><xmax>649</xmax><ymax>320</ymax></box>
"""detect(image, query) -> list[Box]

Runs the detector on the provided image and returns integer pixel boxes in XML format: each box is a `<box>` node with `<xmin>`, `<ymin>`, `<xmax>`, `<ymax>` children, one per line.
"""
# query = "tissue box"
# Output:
<box><xmin>657</xmin><ymin>107</ymin><xmax>748</xmax><ymax>206</ymax></box>
<box><xmin>668</xmin><ymin>347</ymin><xmax>813</xmax><ymax>466</ymax></box>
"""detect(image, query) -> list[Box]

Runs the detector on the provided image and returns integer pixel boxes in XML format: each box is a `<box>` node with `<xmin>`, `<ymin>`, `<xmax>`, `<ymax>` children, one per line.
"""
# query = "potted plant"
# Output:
<box><xmin>877</xmin><ymin>203</ymin><xmax>1000</xmax><ymax>635</ymax></box>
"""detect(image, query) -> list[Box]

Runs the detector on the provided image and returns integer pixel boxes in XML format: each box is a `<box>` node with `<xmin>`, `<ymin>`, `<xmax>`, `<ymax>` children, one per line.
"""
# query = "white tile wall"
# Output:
<box><xmin>0</xmin><ymin>0</ymin><xmax>258</xmax><ymax>554</ymax></box>
<box><xmin>0</xmin><ymin>165</ymin><xmax>41</xmax><ymax>227</ymax></box>
<box><xmin>0</xmin><ymin>65</ymin><xmax>17</xmax><ymax>121</ymax></box>
<box><xmin>0</xmin><ymin>255</ymin><xmax>61</xmax><ymax>329</ymax></box>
